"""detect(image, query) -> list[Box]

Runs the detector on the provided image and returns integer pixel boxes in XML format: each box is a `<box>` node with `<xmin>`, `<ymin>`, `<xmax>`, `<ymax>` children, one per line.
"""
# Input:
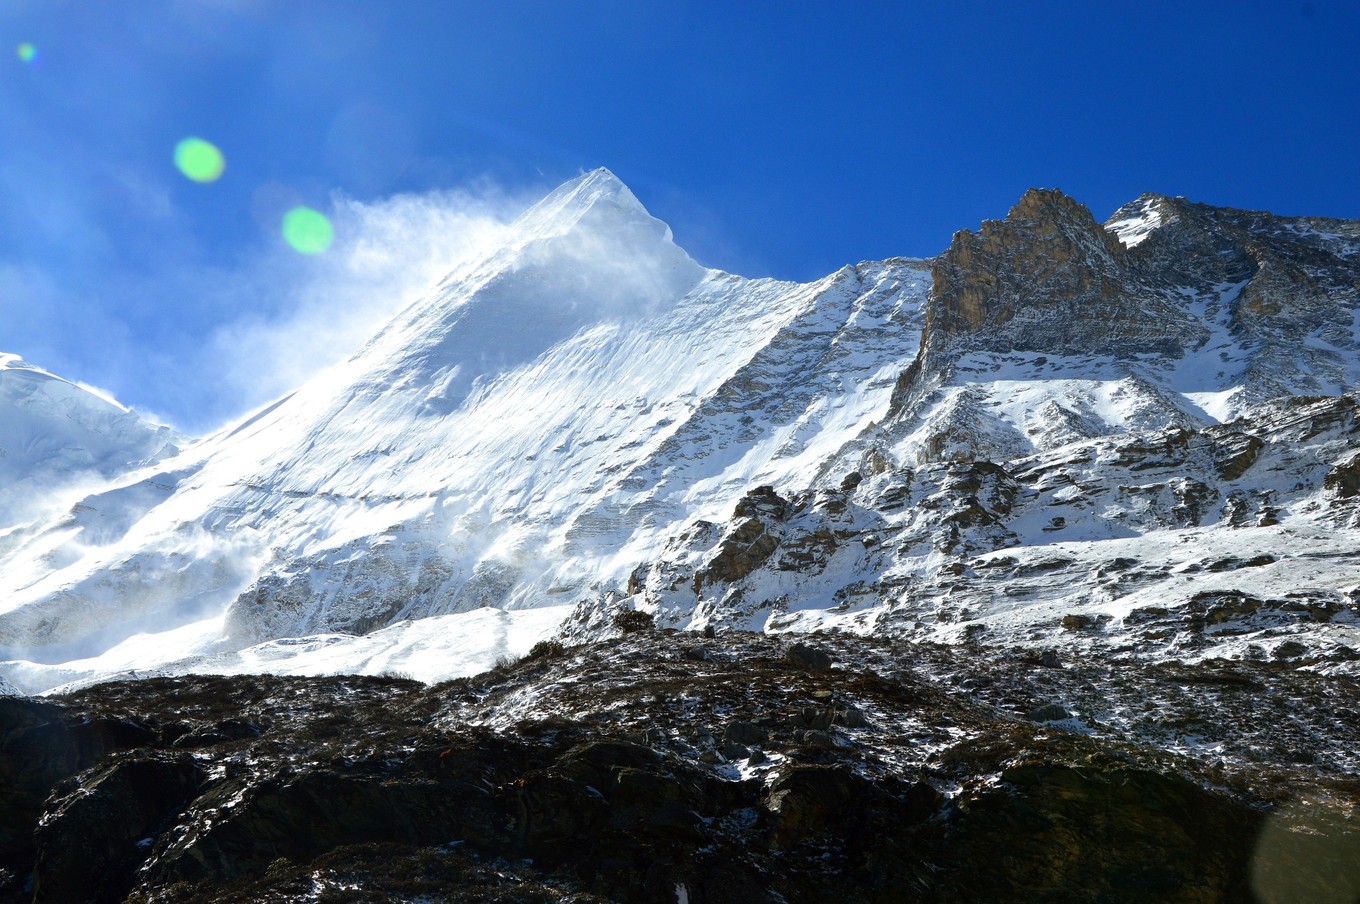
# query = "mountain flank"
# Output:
<box><xmin>2</xmin><ymin>173</ymin><xmax>1360</xmax><ymax>901</ymax></box>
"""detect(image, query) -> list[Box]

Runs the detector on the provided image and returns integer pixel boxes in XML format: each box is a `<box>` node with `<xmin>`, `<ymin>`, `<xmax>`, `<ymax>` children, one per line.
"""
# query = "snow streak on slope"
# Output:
<box><xmin>7</xmin><ymin>605</ymin><xmax>573</xmax><ymax>694</ymax></box>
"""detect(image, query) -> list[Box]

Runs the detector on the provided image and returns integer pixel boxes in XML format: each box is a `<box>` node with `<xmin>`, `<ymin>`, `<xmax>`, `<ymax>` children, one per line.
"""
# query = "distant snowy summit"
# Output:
<box><xmin>2</xmin><ymin>170</ymin><xmax>1358</xmax><ymax>694</ymax></box>
<box><xmin>0</xmin><ymin>354</ymin><xmax>182</xmax><ymax>529</ymax></box>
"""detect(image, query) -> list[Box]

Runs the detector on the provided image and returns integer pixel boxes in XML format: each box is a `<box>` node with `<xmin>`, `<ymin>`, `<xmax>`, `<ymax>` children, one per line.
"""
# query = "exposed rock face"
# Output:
<box><xmin>693</xmin><ymin>486</ymin><xmax>790</xmax><ymax>592</ymax></box>
<box><xmin>34</xmin><ymin>757</ymin><xmax>205</xmax><ymax>903</ymax></box>
<box><xmin>891</xmin><ymin>189</ymin><xmax>1360</xmax><ymax>427</ymax></box>
<box><xmin>0</xmin><ymin>697</ymin><xmax>159</xmax><ymax>883</ymax></box>
<box><xmin>1325</xmin><ymin>452</ymin><xmax>1360</xmax><ymax>497</ymax></box>
<box><xmin>924</xmin><ymin>188</ymin><xmax>1189</xmax><ymax>356</ymax></box>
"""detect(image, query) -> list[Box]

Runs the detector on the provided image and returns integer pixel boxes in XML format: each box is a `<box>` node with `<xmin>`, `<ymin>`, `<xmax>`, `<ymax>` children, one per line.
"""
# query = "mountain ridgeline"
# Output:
<box><xmin>1</xmin><ymin>170</ymin><xmax>1359</xmax><ymax>692</ymax></box>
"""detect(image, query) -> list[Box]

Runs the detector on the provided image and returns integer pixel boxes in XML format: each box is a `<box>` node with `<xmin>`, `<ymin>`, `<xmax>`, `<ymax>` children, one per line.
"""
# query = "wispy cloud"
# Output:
<box><xmin>200</xmin><ymin>182</ymin><xmax>534</xmax><ymax>430</ymax></box>
<box><xmin>1</xmin><ymin>172</ymin><xmax>540</xmax><ymax>435</ymax></box>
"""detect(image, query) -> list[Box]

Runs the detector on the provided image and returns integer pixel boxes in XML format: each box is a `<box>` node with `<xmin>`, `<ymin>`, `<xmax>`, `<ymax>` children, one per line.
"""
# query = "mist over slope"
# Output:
<box><xmin>2</xmin><ymin>170</ymin><xmax>1358</xmax><ymax>693</ymax></box>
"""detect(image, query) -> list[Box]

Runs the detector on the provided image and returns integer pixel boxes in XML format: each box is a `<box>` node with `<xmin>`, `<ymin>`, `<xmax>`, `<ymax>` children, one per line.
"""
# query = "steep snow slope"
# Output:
<box><xmin>0</xmin><ymin>170</ymin><xmax>930</xmax><ymax>691</ymax></box>
<box><xmin>0</xmin><ymin>355</ymin><xmax>181</xmax><ymax>531</ymax></box>
<box><xmin>3</xmin><ymin>174</ymin><xmax>1358</xmax><ymax>694</ymax></box>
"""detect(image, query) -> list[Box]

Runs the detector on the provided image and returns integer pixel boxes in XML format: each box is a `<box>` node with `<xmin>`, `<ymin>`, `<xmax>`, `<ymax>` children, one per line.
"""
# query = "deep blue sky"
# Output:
<box><xmin>3</xmin><ymin>1</ymin><xmax>1358</xmax><ymax>432</ymax></box>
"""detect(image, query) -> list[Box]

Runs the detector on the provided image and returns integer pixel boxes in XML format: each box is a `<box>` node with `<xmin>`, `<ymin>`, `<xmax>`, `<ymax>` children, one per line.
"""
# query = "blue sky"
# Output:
<box><xmin>2</xmin><ymin>1</ymin><xmax>1358</xmax><ymax>433</ymax></box>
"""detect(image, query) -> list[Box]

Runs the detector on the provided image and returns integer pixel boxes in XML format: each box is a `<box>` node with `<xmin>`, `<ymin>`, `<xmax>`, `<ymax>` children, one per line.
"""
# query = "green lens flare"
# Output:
<box><xmin>16</xmin><ymin>43</ymin><xmax>36</xmax><ymax>63</ymax></box>
<box><xmin>282</xmin><ymin>207</ymin><xmax>334</xmax><ymax>254</ymax></box>
<box><xmin>174</xmin><ymin>137</ymin><xmax>225</xmax><ymax>183</ymax></box>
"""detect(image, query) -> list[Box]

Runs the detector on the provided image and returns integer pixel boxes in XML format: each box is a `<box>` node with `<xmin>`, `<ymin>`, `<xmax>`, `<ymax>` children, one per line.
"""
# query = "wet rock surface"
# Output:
<box><xmin>4</xmin><ymin>631</ymin><xmax>1360</xmax><ymax>903</ymax></box>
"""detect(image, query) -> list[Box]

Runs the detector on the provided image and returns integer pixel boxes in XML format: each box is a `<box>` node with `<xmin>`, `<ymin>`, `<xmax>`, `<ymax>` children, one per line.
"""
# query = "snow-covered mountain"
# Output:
<box><xmin>613</xmin><ymin>189</ymin><xmax>1360</xmax><ymax>668</ymax></box>
<box><xmin>2</xmin><ymin>170</ymin><xmax>1358</xmax><ymax>693</ymax></box>
<box><xmin>0</xmin><ymin>355</ymin><xmax>181</xmax><ymax>531</ymax></box>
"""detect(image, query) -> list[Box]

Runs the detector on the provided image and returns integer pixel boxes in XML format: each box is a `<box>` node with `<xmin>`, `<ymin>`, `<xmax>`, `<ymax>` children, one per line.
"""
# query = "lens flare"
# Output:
<box><xmin>1252</xmin><ymin>800</ymin><xmax>1360</xmax><ymax>903</ymax></box>
<box><xmin>16</xmin><ymin>42</ymin><xmax>36</xmax><ymax>63</ymax></box>
<box><xmin>174</xmin><ymin>138</ymin><xmax>226</xmax><ymax>183</ymax></box>
<box><xmin>282</xmin><ymin>207</ymin><xmax>334</xmax><ymax>254</ymax></box>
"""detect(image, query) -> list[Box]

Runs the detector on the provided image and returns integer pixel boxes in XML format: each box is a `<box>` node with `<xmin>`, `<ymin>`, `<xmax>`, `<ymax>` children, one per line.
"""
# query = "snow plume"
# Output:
<box><xmin>206</xmin><ymin>183</ymin><xmax>536</xmax><ymax>428</ymax></box>
<box><xmin>0</xmin><ymin>518</ymin><xmax>268</xmax><ymax>682</ymax></box>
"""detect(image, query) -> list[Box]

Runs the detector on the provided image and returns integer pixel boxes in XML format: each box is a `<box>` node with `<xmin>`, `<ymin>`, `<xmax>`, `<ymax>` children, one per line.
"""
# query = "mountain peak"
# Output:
<box><xmin>515</xmin><ymin>167</ymin><xmax>654</xmax><ymax>236</ymax></box>
<box><xmin>1010</xmin><ymin>186</ymin><xmax>1080</xmax><ymax>215</ymax></box>
<box><xmin>1003</xmin><ymin>188</ymin><xmax>1110</xmax><ymax>239</ymax></box>
<box><xmin>573</xmin><ymin>165</ymin><xmax>629</xmax><ymax>193</ymax></box>
<box><xmin>555</xmin><ymin>166</ymin><xmax>637</xmax><ymax>205</ymax></box>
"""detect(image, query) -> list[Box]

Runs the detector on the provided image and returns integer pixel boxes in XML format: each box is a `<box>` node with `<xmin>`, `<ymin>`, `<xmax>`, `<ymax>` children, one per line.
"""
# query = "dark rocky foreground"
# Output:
<box><xmin>3</xmin><ymin>631</ymin><xmax>1359</xmax><ymax>903</ymax></box>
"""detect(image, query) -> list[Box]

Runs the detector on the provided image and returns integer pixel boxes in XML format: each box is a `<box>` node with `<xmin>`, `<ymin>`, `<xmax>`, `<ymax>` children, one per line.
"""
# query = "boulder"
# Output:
<box><xmin>785</xmin><ymin>643</ymin><xmax>833</xmax><ymax>672</ymax></box>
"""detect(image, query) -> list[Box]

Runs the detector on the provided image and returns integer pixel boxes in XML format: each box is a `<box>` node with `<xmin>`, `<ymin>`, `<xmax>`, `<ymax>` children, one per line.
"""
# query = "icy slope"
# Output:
<box><xmin>0</xmin><ymin>355</ymin><xmax>181</xmax><ymax>531</ymax></box>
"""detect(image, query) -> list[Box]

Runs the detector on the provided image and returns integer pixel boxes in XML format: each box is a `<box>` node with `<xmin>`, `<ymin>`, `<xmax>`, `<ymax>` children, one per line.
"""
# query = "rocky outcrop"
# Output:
<box><xmin>888</xmin><ymin>189</ymin><xmax>1360</xmax><ymax>427</ymax></box>
<box><xmin>0</xmin><ymin>697</ymin><xmax>159</xmax><ymax>886</ymax></box>
<box><xmin>693</xmin><ymin>486</ymin><xmax>789</xmax><ymax>592</ymax></box>
<box><xmin>2</xmin><ymin>632</ymin><xmax>1358</xmax><ymax>903</ymax></box>
<box><xmin>887</xmin><ymin>189</ymin><xmax>1193</xmax><ymax>422</ymax></box>
<box><xmin>925</xmin><ymin>188</ymin><xmax>1182</xmax><ymax>355</ymax></box>
<box><xmin>34</xmin><ymin>757</ymin><xmax>205</xmax><ymax>903</ymax></box>
<box><xmin>1325</xmin><ymin>452</ymin><xmax>1360</xmax><ymax>497</ymax></box>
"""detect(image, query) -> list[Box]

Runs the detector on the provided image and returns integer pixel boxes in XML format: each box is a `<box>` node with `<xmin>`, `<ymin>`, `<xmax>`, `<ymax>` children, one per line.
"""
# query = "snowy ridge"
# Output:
<box><xmin>2</xmin><ymin>173</ymin><xmax>1359</xmax><ymax>693</ymax></box>
<box><xmin>0</xmin><ymin>170</ymin><xmax>931</xmax><ymax>690</ymax></box>
<box><xmin>0</xmin><ymin>355</ymin><xmax>182</xmax><ymax>532</ymax></box>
